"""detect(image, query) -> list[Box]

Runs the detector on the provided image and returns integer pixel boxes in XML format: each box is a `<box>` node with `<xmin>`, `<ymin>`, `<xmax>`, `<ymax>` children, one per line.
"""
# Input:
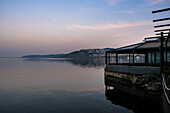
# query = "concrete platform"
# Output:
<box><xmin>105</xmin><ymin>64</ymin><xmax>160</xmax><ymax>75</ymax></box>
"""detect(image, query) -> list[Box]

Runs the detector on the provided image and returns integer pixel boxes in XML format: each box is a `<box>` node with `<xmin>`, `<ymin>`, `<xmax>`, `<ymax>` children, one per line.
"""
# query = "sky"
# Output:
<box><xmin>0</xmin><ymin>0</ymin><xmax>170</xmax><ymax>57</ymax></box>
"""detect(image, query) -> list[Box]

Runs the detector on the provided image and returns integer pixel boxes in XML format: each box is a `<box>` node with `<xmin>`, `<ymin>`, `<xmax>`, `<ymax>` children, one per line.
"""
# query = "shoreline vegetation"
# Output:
<box><xmin>22</xmin><ymin>48</ymin><xmax>114</xmax><ymax>58</ymax></box>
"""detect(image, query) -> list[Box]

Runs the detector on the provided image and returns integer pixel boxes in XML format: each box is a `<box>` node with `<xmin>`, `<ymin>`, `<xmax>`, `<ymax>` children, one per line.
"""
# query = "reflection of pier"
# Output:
<box><xmin>105</xmin><ymin>75</ymin><xmax>162</xmax><ymax>113</ymax></box>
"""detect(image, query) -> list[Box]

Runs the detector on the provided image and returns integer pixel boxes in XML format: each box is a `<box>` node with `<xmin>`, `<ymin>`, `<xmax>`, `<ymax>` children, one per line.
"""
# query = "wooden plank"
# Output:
<box><xmin>156</xmin><ymin>32</ymin><xmax>169</xmax><ymax>35</ymax></box>
<box><xmin>154</xmin><ymin>24</ymin><xmax>170</xmax><ymax>28</ymax></box>
<box><xmin>153</xmin><ymin>17</ymin><xmax>170</xmax><ymax>22</ymax></box>
<box><xmin>144</xmin><ymin>36</ymin><xmax>160</xmax><ymax>40</ymax></box>
<box><xmin>155</xmin><ymin>29</ymin><xmax>170</xmax><ymax>32</ymax></box>
<box><xmin>152</xmin><ymin>8</ymin><xmax>170</xmax><ymax>14</ymax></box>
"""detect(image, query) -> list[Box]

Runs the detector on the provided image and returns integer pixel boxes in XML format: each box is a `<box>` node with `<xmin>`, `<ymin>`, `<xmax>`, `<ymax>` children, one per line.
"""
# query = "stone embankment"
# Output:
<box><xmin>105</xmin><ymin>71</ymin><xmax>161</xmax><ymax>92</ymax></box>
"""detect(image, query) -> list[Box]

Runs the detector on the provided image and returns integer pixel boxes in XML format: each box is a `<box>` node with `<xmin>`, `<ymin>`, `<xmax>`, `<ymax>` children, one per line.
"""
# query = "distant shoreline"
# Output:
<box><xmin>21</xmin><ymin>48</ymin><xmax>114</xmax><ymax>59</ymax></box>
<box><xmin>0</xmin><ymin>57</ymin><xmax>20</xmax><ymax>58</ymax></box>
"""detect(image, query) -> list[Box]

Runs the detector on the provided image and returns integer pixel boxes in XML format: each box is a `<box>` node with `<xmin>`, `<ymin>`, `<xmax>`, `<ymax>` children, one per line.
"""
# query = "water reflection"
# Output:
<box><xmin>0</xmin><ymin>58</ymin><xmax>115</xmax><ymax>113</ymax></box>
<box><xmin>0</xmin><ymin>58</ymin><xmax>162</xmax><ymax>113</ymax></box>
<box><xmin>105</xmin><ymin>75</ymin><xmax>162</xmax><ymax>113</ymax></box>
<box><xmin>23</xmin><ymin>58</ymin><xmax>105</xmax><ymax>68</ymax></box>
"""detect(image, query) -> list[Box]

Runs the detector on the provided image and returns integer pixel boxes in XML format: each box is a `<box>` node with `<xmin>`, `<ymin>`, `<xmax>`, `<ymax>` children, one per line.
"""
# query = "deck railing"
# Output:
<box><xmin>162</xmin><ymin>73</ymin><xmax>170</xmax><ymax>104</ymax></box>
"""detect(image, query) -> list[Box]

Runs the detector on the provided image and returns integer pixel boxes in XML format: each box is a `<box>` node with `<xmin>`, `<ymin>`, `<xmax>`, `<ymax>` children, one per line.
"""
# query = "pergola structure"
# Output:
<box><xmin>105</xmin><ymin>8</ymin><xmax>170</xmax><ymax>68</ymax></box>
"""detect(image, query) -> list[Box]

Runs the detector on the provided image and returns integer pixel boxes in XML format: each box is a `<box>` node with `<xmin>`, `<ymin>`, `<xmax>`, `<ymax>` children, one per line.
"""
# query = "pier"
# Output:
<box><xmin>105</xmin><ymin>8</ymin><xmax>170</xmax><ymax>113</ymax></box>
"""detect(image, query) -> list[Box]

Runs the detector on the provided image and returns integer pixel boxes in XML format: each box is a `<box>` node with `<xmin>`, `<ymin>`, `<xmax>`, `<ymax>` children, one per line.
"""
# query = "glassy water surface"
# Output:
<box><xmin>0</xmin><ymin>58</ymin><xmax>161</xmax><ymax>113</ymax></box>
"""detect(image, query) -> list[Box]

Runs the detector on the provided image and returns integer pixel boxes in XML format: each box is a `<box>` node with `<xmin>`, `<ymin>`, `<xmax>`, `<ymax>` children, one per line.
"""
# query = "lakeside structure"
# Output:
<box><xmin>105</xmin><ymin>35</ymin><xmax>170</xmax><ymax>74</ymax></box>
<box><xmin>105</xmin><ymin>37</ymin><xmax>170</xmax><ymax>66</ymax></box>
<box><xmin>105</xmin><ymin>7</ymin><xmax>170</xmax><ymax>75</ymax></box>
<box><xmin>105</xmin><ymin>8</ymin><xmax>170</xmax><ymax>113</ymax></box>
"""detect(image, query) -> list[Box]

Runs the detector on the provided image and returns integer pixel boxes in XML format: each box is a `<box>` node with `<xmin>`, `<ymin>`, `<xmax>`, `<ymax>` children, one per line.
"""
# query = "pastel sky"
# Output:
<box><xmin>0</xmin><ymin>0</ymin><xmax>170</xmax><ymax>57</ymax></box>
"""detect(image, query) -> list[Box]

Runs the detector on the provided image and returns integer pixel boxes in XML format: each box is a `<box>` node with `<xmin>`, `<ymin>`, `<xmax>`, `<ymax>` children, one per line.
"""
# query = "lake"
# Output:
<box><xmin>0</xmin><ymin>58</ymin><xmax>161</xmax><ymax>113</ymax></box>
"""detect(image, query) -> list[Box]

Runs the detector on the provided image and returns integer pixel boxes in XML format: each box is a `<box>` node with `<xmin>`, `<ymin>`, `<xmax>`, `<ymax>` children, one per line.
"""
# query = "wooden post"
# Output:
<box><xmin>105</xmin><ymin>52</ymin><xmax>107</xmax><ymax>64</ymax></box>
<box><xmin>116</xmin><ymin>52</ymin><xmax>118</xmax><ymax>65</ymax></box>
<box><xmin>108</xmin><ymin>53</ymin><xmax>110</xmax><ymax>64</ymax></box>
<box><xmin>151</xmin><ymin>51</ymin><xmax>153</xmax><ymax>64</ymax></box>
<box><xmin>129</xmin><ymin>53</ymin><xmax>130</xmax><ymax>64</ymax></box>
<box><xmin>160</xmin><ymin>32</ymin><xmax>164</xmax><ymax>74</ymax></box>
<box><xmin>154</xmin><ymin>51</ymin><xmax>156</xmax><ymax>64</ymax></box>
<box><xmin>133</xmin><ymin>50</ymin><xmax>135</xmax><ymax>65</ymax></box>
<box><xmin>166</xmin><ymin>47</ymin><xmax>167</xmax><ymax>64</ymax></box>
<box><xmin>145</xmin><ymin>51</ymin><xmax>148</xmax><ymax>65</ymax></box>
<box><xmin>166</xmin><ymin>37</ymin><xmax>168</xmax><ymax>64</ymax></box>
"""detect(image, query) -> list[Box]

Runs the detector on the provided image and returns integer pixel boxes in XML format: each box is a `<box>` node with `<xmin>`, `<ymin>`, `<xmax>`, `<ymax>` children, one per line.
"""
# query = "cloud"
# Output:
<box><xmin>66</xmin><ymin>20</ymin><xmax>153</xmax><ymax>30</ymax></box>
<box><xmin>108</xmin><ymin>0</ymin><xmax>119</xmax><ymax>6</ymax></box>
<box><xmin>111</xmin><ymin>10</ymin><xmax>134</xmax><ymax>14</ymax></box>
<box><xmin>78</xmin><ymin>6</ymin><xmax>133</xmax><ymax>15</ymax></box>
<box><xmin>79</xmin><ymin>7</ymin><xmax>103</xmax><ymax>12</ymax></box>
<box><xmin>147</xmin><ymin>0</ymin><xmax>164</xmax><ymax>6</ymax></box>
<box><xmin>15</xmin><ymin>34</ymin><xmax>24</xmax><ymax>38</ymax></box>
<box><xmin>66</xmin><ymin>26</ymin><xmax>74</xmax><ymax>30</ymax></box>
<box><xmin>58</xmin><ymin>38</ymin><xmax>69</xmax><ymax>42</ymax></box>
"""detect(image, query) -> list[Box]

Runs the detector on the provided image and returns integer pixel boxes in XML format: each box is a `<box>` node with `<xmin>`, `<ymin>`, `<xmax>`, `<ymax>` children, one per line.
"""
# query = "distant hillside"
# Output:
<box><xmin>22</xmin><ymin>48</ymin><xmax>114</xmax><ymax>58</ymax></box>
<box><xmin>64</xmin><ymin>48</ymin><xmax>114</xmax><ymax>58</ymax></box>
<box><xmin>22</xmin><ymin>54</ymin><xmax>65</xmax><ymax>58</ymax></box>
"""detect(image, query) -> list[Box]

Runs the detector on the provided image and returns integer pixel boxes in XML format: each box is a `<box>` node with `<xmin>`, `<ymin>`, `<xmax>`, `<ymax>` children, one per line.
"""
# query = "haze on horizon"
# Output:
<box><xmin>0</xmin><ymin>0</ymin><xmax>170</xmax><ymax>57</ymax></box>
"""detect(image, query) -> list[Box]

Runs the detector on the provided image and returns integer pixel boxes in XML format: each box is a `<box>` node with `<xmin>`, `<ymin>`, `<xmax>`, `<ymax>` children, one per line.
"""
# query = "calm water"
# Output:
<box><xmin>0</xmin><ymin>58</ymin><xmax>161</xmax><ymax>113</ymax></box>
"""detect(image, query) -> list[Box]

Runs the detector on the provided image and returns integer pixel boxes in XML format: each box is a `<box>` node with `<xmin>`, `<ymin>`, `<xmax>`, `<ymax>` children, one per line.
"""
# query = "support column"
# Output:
<box><xmin>160</xmin><ymin>32</ymin><xmax>164</xmax><ymax>74</ymax></box>
<box><xmin>145</xmin><ymin>51</ymin><xmax>148</xmax><ymax>65</ymax></box>
<box><xmin>108</xmin><ymin>53</ymin><xmax>110</xmax><ymax>64</ymax></box>
<box><xmin>105</xmin><ymin>52</ymin><xmax>107</xmax><ymax>64</ymax></box>
<box><xmin>154</xmin><ymin>51</ymin><xmax>156</xmax><ymax>64</ymax></box>
<box><xmin>133</xmin><ymin>50</ymin><xmax>135</xmax><ymax>65</ymax></box>
<box><xmin>116</xmin><ymin>52</ymin><xmax>118</xmax><ymax>65</ymax></box>
<box><xmin>166</xmin><ymin>39</ymin><xmax>168</xmax><ymax>64</ymax></box>
<box><xmin>129</xmin><ymin>53</ymin><xmax>130</xmax><ymax>64</ymax></box>
<box><xmin>151</xmin><ymin>51</ymin><xmax>153</xmax><ymax>64</ymax></box>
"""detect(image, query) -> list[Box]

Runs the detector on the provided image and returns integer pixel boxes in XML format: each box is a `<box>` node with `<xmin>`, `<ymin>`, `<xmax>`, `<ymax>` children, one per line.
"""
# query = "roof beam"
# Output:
<box><xmin>144</xmin><ymin>36</ymin><xmax>160</xmax><ymax>40</ymax></box>
<box><xmin>155</xmin><ymin>29</ymin><xmax>170</xmax><ymax>32</ymax></box>
<box><xmin>154</xmin><ymin>24</ymin><xmax>170</xmax><ymax>28</ymax></box>
<box><xmin>153</xmin><ymin>17</ymin><xmax>170</xmax><ymax>22</ymax></box>
<box><xmin>152</xmin><ymin>8</ymin><xmax>170</xmax><ymax>14</ymax></box>
<box><xmin>155</xmin><ymin>32</ymin><xmax>169</xmax><ymax>35</ymax></box>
